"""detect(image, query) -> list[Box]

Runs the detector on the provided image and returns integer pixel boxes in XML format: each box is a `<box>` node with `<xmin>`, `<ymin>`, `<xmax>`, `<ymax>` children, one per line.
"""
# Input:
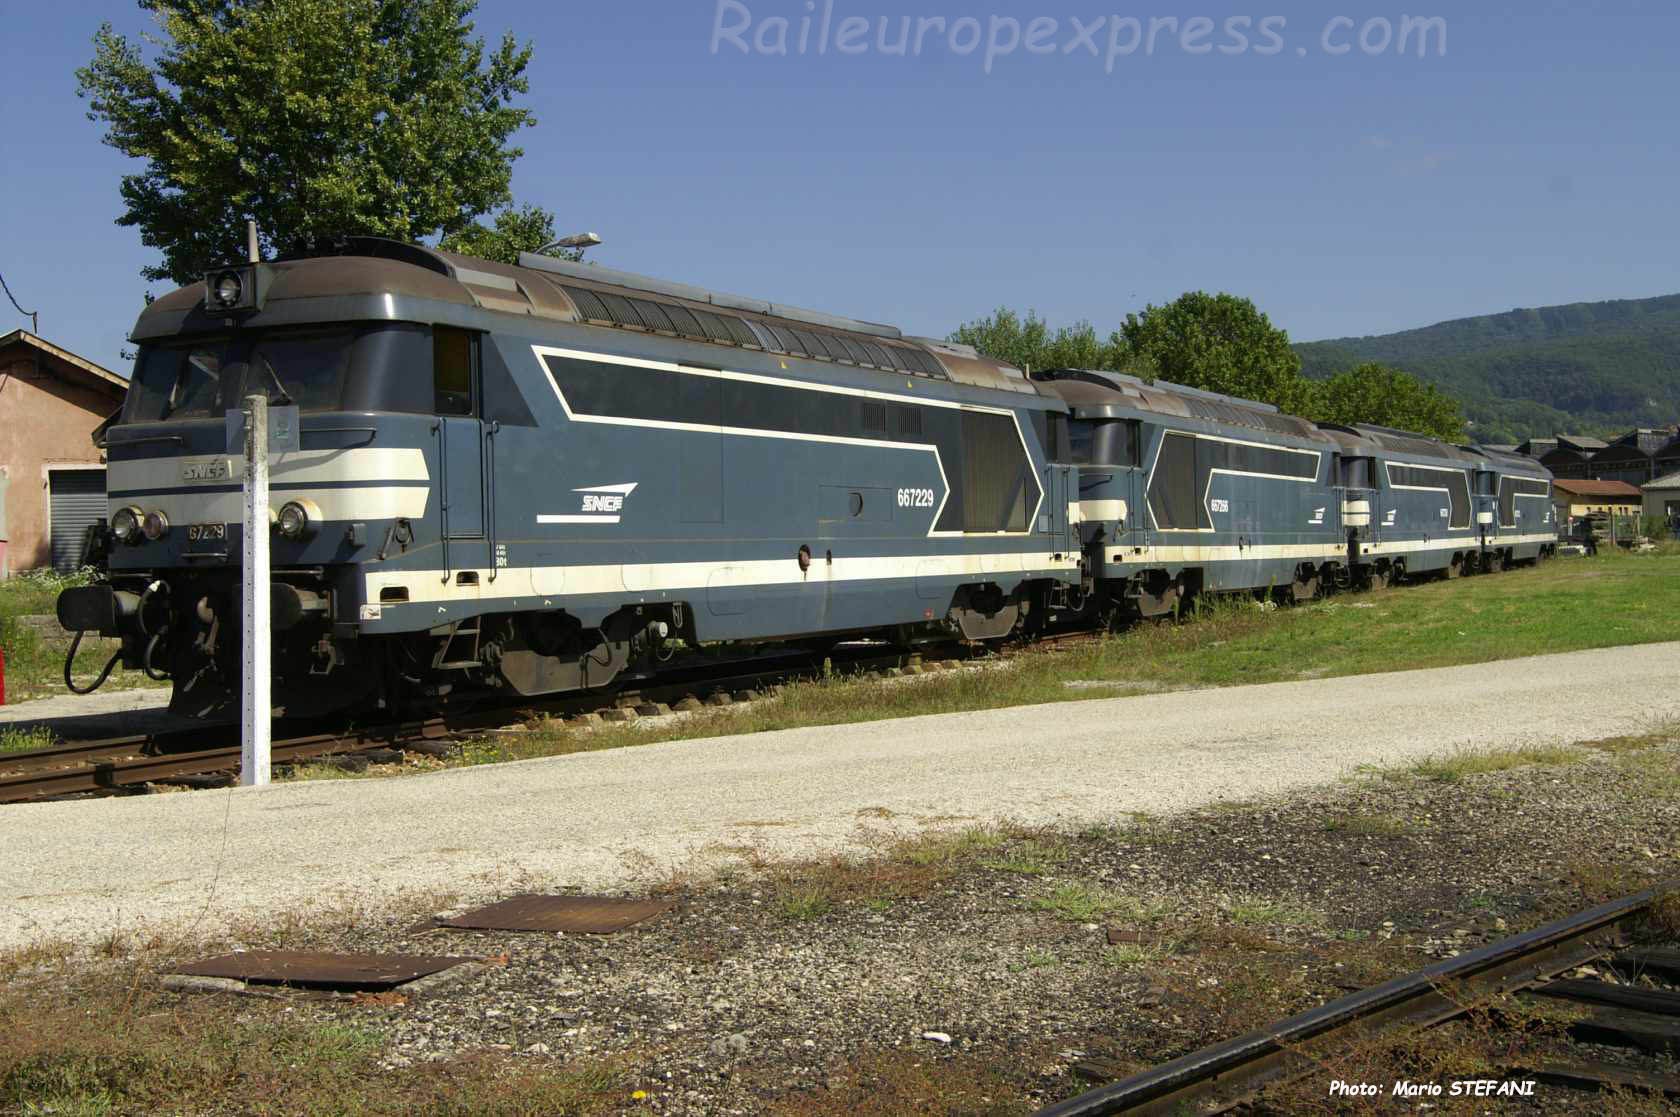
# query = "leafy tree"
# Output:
<box><xmin>1307</xmin><ymin>361</ymin><xmax>1467</xmax><ymax>442</ymax></box>
<box><xmin>950</xmin><ymin>308</ymin><xmax>1148</xmax><ymax>376</ymax></box>
<box><xmin>956</xmin><ymin>295</ymin><xmax>1475</xmax><ymax>442</ymax></box>
<box><xmin>78</xmin><ymin>0</ymin><xmax>552</xmax><ymax>283</ymax></box>
<box><xmin>1119</xmin><ymin>292</ymin><xmax>1310</xmax><ymax>412</ymax></box>
<box><xmin>438</xmin><ymin>204</ymin><xmax>578</xmax><ymax>265</ymax></box>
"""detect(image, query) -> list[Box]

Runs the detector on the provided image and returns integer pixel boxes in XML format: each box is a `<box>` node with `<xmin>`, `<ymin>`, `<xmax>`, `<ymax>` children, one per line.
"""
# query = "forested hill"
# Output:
<box><xmin>1295</xmin><ymin>294</ymin><xmax>1680</xmax><ymax>443</ymax></box>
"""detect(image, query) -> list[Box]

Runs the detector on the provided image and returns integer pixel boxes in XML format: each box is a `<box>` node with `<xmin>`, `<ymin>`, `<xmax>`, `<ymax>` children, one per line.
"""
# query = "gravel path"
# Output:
<box><xmin>3</xmin><ymin>642</ymin><xmax>1677</xmax><ymax>950</ymax></box>
<box><xmin>0</xmin><ymin>685</ymin><xmax>186</xmax><ymax>739</ymax></box>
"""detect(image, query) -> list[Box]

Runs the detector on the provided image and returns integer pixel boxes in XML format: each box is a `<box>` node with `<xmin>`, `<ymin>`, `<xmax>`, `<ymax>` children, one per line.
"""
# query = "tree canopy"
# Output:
<box><xmin>949</xmin><ymin>308</ymin><xmax>1128</xmax><ymax>375</ymax></box>
<box><xmin>952</xmin><ymin>292</ymin><xmax>1470</xmax><ymax>442</ymax></box>
<box><xmin>1118</xmin><ymin>291</ymin><xmax>1310</xmax><ymax>413</ymax></box>
<box><xmin>78</xmin><ymin>0</ymin><xmax>554</xmax><ymax>282</ymax></box>
<box><xmin>1306</xmin><ymin>361</ymin><xmax>1466</xmax><ymax>442</ymax></box>
<box><xmin>438</xmin><ymin>204</ymin><xmax>577</xmax><ymax>265</ymax></box>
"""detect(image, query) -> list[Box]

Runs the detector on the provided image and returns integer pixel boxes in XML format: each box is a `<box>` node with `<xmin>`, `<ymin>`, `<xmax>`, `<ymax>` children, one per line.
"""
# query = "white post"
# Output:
<box><xmin>242</xmin><ymin>393</ymin><xmax>271</xmax><ymax>786</ymax></box>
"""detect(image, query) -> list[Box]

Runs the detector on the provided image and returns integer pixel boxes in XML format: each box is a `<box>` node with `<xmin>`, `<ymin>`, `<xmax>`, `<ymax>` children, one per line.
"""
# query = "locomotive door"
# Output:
<box><xmin>433</xmin><ymin>327</ymin><xmax>485</xmax><ymax>543</ymax></box>
<box><xmin>439</xmin><ymin>417</ymin><xmax>485</xmax><ymax>539</ymax></box>
<box><xmin>1044</xmin><ymin>464</ymin><xmax>1075</xmax><ymax>555</ymax></box>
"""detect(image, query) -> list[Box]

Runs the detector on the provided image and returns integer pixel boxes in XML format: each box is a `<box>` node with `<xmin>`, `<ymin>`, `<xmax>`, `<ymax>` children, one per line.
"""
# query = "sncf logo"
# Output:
<box><xmin>574</xmin><ymin>482</ymin><xmax>637</xmax><ymax>518</ymax></box>
<box><xmin>537</xmin><ymin>482</ymin><xmax>638</xmax><ymax>526</ymax></box>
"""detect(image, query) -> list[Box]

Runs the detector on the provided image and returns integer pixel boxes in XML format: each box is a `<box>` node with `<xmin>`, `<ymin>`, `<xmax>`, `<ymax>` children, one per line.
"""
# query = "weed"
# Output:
<box><xmin>1011</xmin><ymin>949</ymin><xmax>1059</xmax><ymax>971</ymax></box>
<box><xmin>0</xmin><ymin>726</ymin><xmax>54</xmax><ymax>754</ymax></box>
<box><xmin>1225</xmin><ymin>897</ymin><xmax>1322</xmax><ymax>927</ymax></box>
<box><xmin>1643</xmin><ymin>891</ymin><xmax>1680</xmax><ymax>938</ymax></box>
<box><xmin>775</xmin><ymin>886</ymin><xmax>833</xmax><ymax>922</ymax></box>
<box><xmin>1577</xmin><ymin>724</ymin><xmax>1680</xmax><ymax>754</ymax></box>
<box><xmin>0</xmin><ymin>965</ymin><xmax>629</xmax><ymax>1115</ymax></box>
<box><xmin>1101</xmin><ymin>942</ymin><xmax>1170</xmax><ymax>967</ymax></box>
<box><xmin>1029</xmin><ymin>883</ymin><xmax>1152</xmax><ymax>923</ymax></box>
<box><xmin>1615</xmin><ymin>748</ymin><xmax>1680</xmax><ymax>799</ymax></box>
<box><xmin>1400</xmin><ymin>745</ymin><xmax>1582</xmax><ymax>783</ymax></box>
<box><xmin>895</xmin><ymin>825</ymin><xmax>1006</xmax><ymax>866</ymax></box>
<box><xmin>1321</xmin><ymin>812</ymin><xmax>1409</xmax><ymax>836</ymax></box>
<box><xmin>980</xmin><ymin>839</ymin><xmax>1069</xmax><ymax>876</ymax></box>
<box><xmin>1566</xmin><ymin>858</ymin><xmax>1648</xmax><ymax>905</ymax></box>
<box><xmin>759</xmin><ymin>1048</ymin><xmax>1025</xmax><ymax>1115</ymax></box>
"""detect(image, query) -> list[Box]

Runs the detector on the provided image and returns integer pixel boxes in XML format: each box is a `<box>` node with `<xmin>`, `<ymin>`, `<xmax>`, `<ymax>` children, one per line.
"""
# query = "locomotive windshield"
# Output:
<box><xmin>127</xmin><ymin>328</ymin><xmax>357</xmax><ymax>421</ymax></box>
<box><xmin>124</xmin><ymin>323</ymin><xmax>437</xmax><ymax>422</ymax></box>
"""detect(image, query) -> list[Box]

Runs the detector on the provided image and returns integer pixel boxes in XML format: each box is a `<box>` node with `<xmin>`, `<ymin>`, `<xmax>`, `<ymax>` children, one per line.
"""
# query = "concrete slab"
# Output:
<box><xmin>0</xmin><ymin>686</ymin><xmax>204</xmax><ymax>740</ymax></box>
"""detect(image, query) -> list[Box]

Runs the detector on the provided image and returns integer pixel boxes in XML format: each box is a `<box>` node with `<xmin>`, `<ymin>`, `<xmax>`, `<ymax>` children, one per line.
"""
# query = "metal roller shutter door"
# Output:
<box><xmin>49</xmin><ymin>469</ymin><xmax>106</xmax><ymax>573</ymax></box>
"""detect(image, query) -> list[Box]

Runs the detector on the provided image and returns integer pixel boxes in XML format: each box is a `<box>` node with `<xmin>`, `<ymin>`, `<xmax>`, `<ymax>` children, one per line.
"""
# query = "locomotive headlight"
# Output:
<box><xmin>276</xmin><ymin>499</ymin><xmax>320</xmax><ymax>540</ymax></box>
<box><xmin>210</xmin><ymin>269</ymin><xmax>244</xmax><ymax>309</ymax></box>
<box><xmin>111</xmin><ymin>506</ymin><xmax>144</xmax><ymax>544</ymax></box>
<box><xmin>140</xmin><ymin>509</ymin><xmax>170</xmax><ymax>541</ymax></box>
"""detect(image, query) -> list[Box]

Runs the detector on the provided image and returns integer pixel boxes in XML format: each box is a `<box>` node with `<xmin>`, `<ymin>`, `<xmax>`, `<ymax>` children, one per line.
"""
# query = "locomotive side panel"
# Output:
<box><xmin>357</xmin><ymin>326</ymin><xmax>1080</xmax><ymax>649</ymax></box>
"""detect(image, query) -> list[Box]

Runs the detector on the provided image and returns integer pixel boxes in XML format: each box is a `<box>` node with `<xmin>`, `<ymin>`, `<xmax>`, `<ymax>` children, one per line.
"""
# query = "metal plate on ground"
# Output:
<box><xmin>173</xmin><ymin>950</ymin><xmax>471</xmax><ymax>991</ymax></box>
<box><xmin>440</xmin><ymin>894</ymin><xmax>674</xmax><ymax>934</ymax></box>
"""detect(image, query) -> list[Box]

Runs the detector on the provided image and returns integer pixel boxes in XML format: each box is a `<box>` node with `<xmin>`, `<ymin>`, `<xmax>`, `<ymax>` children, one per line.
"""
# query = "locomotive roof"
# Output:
<box><xmin>132</xmin><ymin>237</ymin><xmax>1039</xmax><ymax>397</ymax></box>
<box><xmin>1031</xmin><ymin>368</ymin><xmax>1325</xmax><ymax>441</ymax></box>
<box><xmin>1467</xmin><ymin>445</ymin><xmax>1552</xmax><ymax>476</ymax></box>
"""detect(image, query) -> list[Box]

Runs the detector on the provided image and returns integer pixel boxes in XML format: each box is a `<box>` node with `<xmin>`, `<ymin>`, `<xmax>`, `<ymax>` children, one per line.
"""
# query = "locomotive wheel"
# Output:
<box><xmin>1445</xmin><ymin>557</ymin><xmax>1463</xmax><ymax>579</ymax></box>
<box><xmin>1367</xmin><ymin>568</ymin><xmax>1389</xmax><ymax>592</ymax></box>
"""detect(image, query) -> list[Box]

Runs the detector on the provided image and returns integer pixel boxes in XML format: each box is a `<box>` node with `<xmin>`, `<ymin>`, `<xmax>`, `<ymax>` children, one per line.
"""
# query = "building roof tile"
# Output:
<box><xmin>1550</xmin><ymin>478</ymin><xmax>1644</xmax><ymax>498</ymax></box>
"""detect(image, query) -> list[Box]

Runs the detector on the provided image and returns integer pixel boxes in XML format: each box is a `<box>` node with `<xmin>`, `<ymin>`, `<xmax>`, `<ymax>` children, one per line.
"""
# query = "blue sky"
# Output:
<box><xmin>1</xmin><ymin>1</ymin><xmax>1675</xmax><ymax>373</ymax></box>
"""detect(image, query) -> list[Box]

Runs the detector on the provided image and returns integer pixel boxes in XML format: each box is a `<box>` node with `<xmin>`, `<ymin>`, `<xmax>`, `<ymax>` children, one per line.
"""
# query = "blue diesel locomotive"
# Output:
<box><xmin>56</xmin><ymin>240</ymin><xmax>1554</xmax><ymax>717</ymax></box>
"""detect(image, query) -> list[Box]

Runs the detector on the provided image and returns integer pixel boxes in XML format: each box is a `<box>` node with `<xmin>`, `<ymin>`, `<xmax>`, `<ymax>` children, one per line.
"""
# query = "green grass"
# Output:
<box><xmin>421</xmin><ymin>550</ymin><xmax>1680</xmax><ymax>770</ymax></box>
<box><xmin>0</xmin><ymin>963</ymin><xmax>631</xmax><ymax>1116</ymax></box>
<box><xmin>1027</xmin><ymin>883</ymin><xmax>1157</xmax><ymax>923</ymax></box>
<box><xmin>979</xmin><ymin>839</ymin><xmax>1070</xmax><ymax>876</ymax></box>
<box><xmin>1322</xmin><ymin>812</ymin><xmax>1410</xmax><ymax>836</ymax></box>
<box><xmin>1224</xmin><ymin>898</ymin><xmax>1323</xmax><ymax>927</ymax></box>
<box><xmin>0</xmin><ymin>726</ymin><xmax>54</xmax><ymax>754</ymax></box>
<box><xmin>1009</xmin><ymin>948</ymin><xmax>1059</xmax><ymax>972</ymax></box>
<box><xmin>1101</xmin><ymin>942</ymin><xmax>1172</xmax><ymax>967</ymax></box>
<box><xmin>1403</xmin><ymin>745</ymin><xmax>1584</xmax><ymax>783</ymax></box>
<box><xmin>776</xmin><ymin>886</ymin><xmax>835</xmax><ymax>921</ymax></box>
<box><xmin>227</xmin><ymin>547</ymin><xmax>1673</xmax><ymax>788</ymax></box>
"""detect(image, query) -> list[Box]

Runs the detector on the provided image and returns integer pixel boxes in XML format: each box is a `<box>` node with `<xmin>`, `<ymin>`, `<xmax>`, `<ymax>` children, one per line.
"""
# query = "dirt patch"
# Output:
<box><xmin>6</xmin><ymin>742</ymin><xmax>1678</xmax><ymax>1114</ymax></box>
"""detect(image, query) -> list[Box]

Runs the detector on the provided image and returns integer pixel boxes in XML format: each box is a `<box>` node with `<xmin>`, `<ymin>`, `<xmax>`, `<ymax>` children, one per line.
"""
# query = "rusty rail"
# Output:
<box><xmin>1037</xmin><ymin>881</ymin><xmax>1679</xmax><ymax>1116</ymax></box>
<box><xmin>0</xmin><ymin>641</ymin><xmax>972</xmax><ymax>804</ymax></box>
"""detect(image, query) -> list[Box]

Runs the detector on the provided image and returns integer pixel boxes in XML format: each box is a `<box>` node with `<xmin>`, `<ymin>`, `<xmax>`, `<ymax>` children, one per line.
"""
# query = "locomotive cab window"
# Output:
<box><xmin>433</xmin><ymin>326</ymin><xmax>478</xmax><ymax>416</ymax></box>
<box><xmin>125</xmin><ymin>327</ymin><xmax>362</xmax><ymax>421</ymax></box>
<box><xmin>1068</xmin><ymin>419</ymin><xmax>1141</xmax><ymax>467</ymax></box>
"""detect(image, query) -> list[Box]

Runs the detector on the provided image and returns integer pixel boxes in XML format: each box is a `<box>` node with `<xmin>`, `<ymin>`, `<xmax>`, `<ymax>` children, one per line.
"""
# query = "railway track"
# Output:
<box><xmin>1</xmin><ymin>548</ymin><xmax>1489</xmax><ymax>807</ymax></box>
<box><xmin>1039</xmin><ymin>879</ymin><xmax>1680</xmax><ymax>1115</ymax></box>
<box><xmin>0</xmin><ymin>641</ymin><xmax>978</xmax><ymax>804</ymax></box>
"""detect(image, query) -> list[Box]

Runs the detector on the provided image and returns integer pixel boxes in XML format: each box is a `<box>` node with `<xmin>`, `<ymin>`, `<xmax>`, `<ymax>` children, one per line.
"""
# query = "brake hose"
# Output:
<box><xmin>142</xmin><ymin>632</ymin><xmax>171</xmax><ymax>681</ymax></box>
<box><xmin>63</xmin><ymin>630</ymin><xmax>122</xmax><ymax>696</ymax></box>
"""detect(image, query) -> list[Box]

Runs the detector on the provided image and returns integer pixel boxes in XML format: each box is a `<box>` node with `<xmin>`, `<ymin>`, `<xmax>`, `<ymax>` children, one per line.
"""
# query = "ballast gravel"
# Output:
<box><xmin>1</xmin><ymin>641</ymin><xmax>1677</xmax><ymax>950</ymax></box>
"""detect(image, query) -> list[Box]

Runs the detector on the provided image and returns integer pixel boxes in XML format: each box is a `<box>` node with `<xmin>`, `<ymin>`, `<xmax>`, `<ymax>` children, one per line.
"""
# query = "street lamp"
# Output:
<box><xmin>538</xmin><ymin>231</ymin><xmax>602</xmax><ymax>259</ymax></box>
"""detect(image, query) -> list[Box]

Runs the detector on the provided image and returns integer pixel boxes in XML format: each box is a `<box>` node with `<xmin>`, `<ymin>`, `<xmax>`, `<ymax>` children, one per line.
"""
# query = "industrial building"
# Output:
<box><xmin>0</xmin><ymin>331</ymin><xmax>128</xmax><ymax>575</ymax></box>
